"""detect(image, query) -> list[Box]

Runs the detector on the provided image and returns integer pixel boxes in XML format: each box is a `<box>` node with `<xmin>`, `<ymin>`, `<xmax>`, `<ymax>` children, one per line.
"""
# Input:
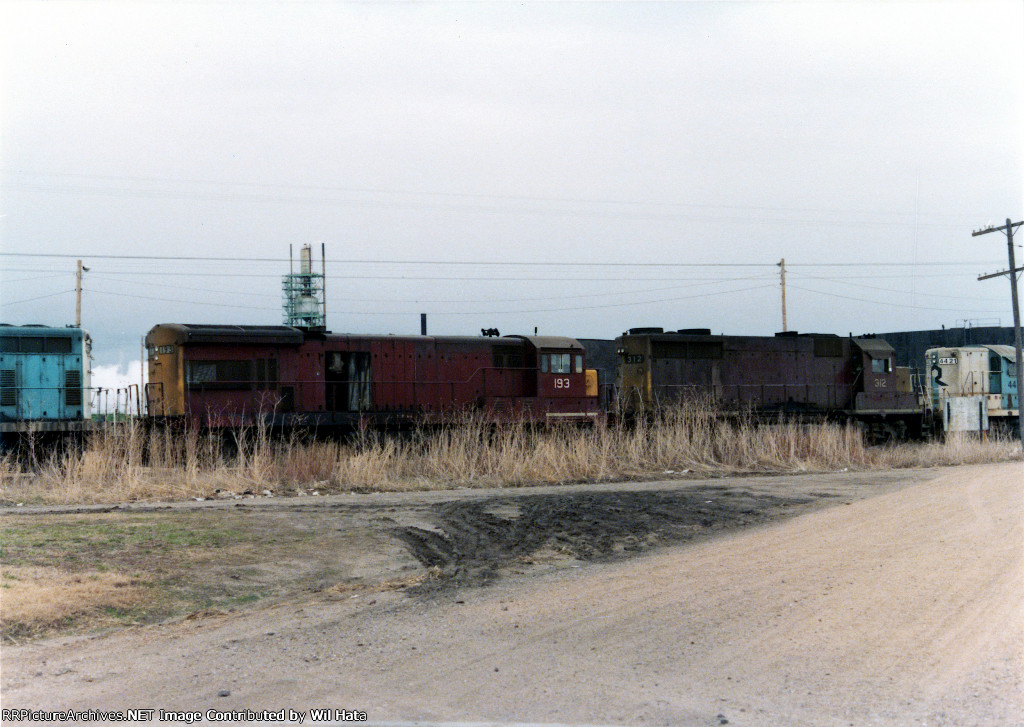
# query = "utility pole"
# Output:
<box><xmin>75</xmin><ymin>259</ymin><xmax>89</xmax><ymax>327</ymax></box>
<box><xmin>975</xmin><ymin>218</ymin><xmax>1024</xmax><ymax>447</ymax></box>
<box><xmin>778</xmin><ymin>258</ymin><xmax>787</xmax><ymax>332</ymax></box>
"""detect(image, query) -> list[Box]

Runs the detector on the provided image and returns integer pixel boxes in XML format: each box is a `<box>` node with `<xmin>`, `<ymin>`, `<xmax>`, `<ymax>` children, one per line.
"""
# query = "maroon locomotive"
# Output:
<box><xmin>614</xmin><ymin>328</ymin><xmax>924</xmax><ymax>438</ymax></box>
<box><xmin>145</xmin><ymin>324</ymin><xmax>601</xmax><ymax>429</ymax></box>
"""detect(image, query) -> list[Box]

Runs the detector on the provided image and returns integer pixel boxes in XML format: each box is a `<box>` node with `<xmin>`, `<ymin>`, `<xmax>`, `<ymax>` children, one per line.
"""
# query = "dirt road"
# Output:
<box><xmin>2</xmin><ymin>463</ymin><xmax>1021</xmax><ymax>726</ymax></box>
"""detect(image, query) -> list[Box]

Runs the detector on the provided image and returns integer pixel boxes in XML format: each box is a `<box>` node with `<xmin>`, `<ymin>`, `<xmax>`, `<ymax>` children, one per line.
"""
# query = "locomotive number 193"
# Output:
<box><xmin>553</xmin><ymin>377</ymin><xmax>571</xmax><ymax>389</ymax></box>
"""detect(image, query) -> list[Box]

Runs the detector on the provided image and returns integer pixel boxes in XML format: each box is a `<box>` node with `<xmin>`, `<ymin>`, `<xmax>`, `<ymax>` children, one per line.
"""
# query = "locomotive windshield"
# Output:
<box><xmin>871</xmin><ymin>357</ymin><xmax>892</xmax><ymax>374</ymax></box>
<box><xmin>540</xmin><ymin>353</ymin><xmax>583</xmax><ymax>374</ymax></box>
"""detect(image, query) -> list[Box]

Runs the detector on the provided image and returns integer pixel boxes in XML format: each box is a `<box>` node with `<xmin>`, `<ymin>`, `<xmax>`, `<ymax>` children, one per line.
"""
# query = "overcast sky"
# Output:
<box><xmin>2</xmin><ymin>1</ymin><xmax>1023</xmax><ymax>376</ymax></box>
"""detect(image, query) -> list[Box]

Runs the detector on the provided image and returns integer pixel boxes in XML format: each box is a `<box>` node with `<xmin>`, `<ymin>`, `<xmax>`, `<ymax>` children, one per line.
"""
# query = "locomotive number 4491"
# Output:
<box><xmin>553</xmin><ymin>377</ymin><xmax>571</xmax><ymax>389</ymax></box>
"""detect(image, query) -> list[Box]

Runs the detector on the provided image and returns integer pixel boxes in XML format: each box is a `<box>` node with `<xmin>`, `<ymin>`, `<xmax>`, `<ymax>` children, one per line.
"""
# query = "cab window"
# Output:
<box><xmin>575</xmin><ymin>355</ymin><xmax>583</xmax><ymax>373</ymax></box>
<box><xmin>540</xmin><ymin>354</ymin><xmax>549</xmax><ymax>373</ymax></box>
<box><xmin>549</xmin><ymin>353</ymin><xmax>570</xmax><ymax>374</ymax></box>
<box><xmin>871</xmin><ymin>357</ymin><xmax>891</xmax><ymax>374</ymax></box>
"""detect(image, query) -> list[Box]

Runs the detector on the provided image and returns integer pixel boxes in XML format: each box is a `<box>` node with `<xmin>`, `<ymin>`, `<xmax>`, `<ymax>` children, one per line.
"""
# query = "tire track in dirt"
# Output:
<box><xmin>392</xmin><ymin>486</ymin><xmax>821</xmax><ymax>590</ymax></box>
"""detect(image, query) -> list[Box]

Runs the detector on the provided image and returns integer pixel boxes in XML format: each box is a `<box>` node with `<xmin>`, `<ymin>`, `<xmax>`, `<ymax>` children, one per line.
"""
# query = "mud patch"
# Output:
<box><xmin>394</xmin><ymin>486</ymin><xmax>820</xmax><ymax>591</ymax></box>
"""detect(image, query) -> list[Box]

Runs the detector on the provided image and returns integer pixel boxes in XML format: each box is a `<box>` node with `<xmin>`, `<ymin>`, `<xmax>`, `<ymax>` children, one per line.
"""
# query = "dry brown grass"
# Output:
<box><xmin>0</xmin><ymin>565</ymin><xmax>150</xmax><ymax>638</ymax></box>
<box><xmin>870</xmin><ymin>431</ymin><xmax>1023</xmax><ymax>468</ymax></box>
<box><xmin>324</xmin><ymin>566</ymin><xmax>444</xmax><ymax>598</ymax></box>
<box><xmin>0</xmin><ymin>407</ymin><xmax>1020</xmax><ymax>505</ymax></box>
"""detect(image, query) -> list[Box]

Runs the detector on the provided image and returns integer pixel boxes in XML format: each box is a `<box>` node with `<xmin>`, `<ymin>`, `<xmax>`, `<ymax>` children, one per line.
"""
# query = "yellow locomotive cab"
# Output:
<box><xmin>145</xmin><ymin>325</ymin><xmax>187</xmax><ymax>417</ymax></box>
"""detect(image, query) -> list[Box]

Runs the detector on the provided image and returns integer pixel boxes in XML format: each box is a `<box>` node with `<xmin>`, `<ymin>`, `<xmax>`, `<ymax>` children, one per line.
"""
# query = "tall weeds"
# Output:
<box><xmin>1</xmin><ymin>404</ymin><xmax>1019</xmax><ymax>505</ymax></box>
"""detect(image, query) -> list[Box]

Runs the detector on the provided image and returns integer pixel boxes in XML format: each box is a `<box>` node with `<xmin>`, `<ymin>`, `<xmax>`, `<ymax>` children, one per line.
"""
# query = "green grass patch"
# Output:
<box><xmin>0</xmin><ymin>515</ymin><xmax>250</xmax><ymax>570</ymax></box>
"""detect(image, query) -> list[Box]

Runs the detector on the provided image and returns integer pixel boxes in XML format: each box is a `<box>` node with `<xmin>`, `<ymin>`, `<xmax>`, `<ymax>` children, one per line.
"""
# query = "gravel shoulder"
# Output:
<box><xmin>2</xmin><ymin>463</ymin><xmax>1021</xmax><ymax>726</ymax></box>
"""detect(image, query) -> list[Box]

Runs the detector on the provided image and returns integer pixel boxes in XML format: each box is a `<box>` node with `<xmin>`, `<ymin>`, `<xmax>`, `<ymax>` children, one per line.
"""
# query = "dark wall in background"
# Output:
<box><xmin>873</xmin><ymin>327</ymin><xmax>1016</xmax><ymax>373</ymax></box>
<box><xmin>580</xmin><ymin>338</ymin><xmax>617</xmax><ymax>407</ymax></box>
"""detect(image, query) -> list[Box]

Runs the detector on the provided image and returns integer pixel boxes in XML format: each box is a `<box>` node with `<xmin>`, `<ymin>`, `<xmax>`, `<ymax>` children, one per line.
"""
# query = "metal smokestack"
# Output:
<box><xmin>300</xmin><ymin>244</ymin><xmax>312</xmax><ymax>275</ymax></box>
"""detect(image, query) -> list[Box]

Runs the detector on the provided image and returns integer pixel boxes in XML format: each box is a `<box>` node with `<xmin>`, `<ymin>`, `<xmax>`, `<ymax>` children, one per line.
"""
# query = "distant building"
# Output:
<box><xmin>874</xmin><ymin>326</ymin><xmax>1017</xmax><ymax>374</ymax></box>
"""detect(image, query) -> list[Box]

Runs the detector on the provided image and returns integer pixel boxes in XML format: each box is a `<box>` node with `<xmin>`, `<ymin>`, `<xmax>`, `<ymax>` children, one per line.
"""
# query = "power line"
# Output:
<box><xmin>786</xmin><ymin>284</ymin><xmax>1007</xmax><ymax>314</ymax></box>
<box><xmin>1</xmin><ymin>184</ymin><xmax>971</xmax><ymax>228</ymax></box>
<box><xmin>0</xmin><ymin>266</ymin><xmax>985</xmax><ymax>282</ymax></box>
<box><xmin>0</xmin><ymin>170</ymin><xmax>985</xmax><ymax>225</ymax></box>
<box><xmin>1</xmin><ymin>289</ymin><xmax>76</xmax><ymax>306</ymax></box>
<box><xmin>86</xmin><ymin>273</ymin><xmax>280</xmax><ymax>301</ymax></box>
<box><xmin>87</xmin><ymin>288</ymin><xmax>276</xmax><ymax>312</ymax></box>
<box><xmin>79</xmin><ymin>282</ymin><xmax>777</xmax><ymax>316</ymax></box>
<box><xmin>0</xmin><ymin>273</ymin><xmax>69</xmax><ymax>284</ymax></box>
<box><xmin>82</xmin><ymin>271</ymin><xmax>774</xmax><ymax>305</ymax></box>
<box><xmin>0</xmin><ymin>264</ymin><xmax>787</xmax><ymax>284</ymax></box>
<box><xmin>788</xmin><ymin>271</ymin><xmax>1005</xmax><ymax>303</ymax></box>
<box><xmin>0</xmin><ymin>251</ymin><xmax>802</xmax><ymax>265</ymax></box>
<box><xmin>417</xmin><ymin>284</ymin><xmax>779</xmax><ymax>316</ymax></box>
<box><xmin>0</xmin><ymin>251</ymin><xmax>1004</xmax><ymax>268</ymax></box>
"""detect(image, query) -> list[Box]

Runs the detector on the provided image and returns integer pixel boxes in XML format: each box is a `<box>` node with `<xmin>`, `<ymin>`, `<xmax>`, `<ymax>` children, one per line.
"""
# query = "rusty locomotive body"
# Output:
<box><xmin>614</xmin><ymin>328</ymin><xmax>923</xmax><ymax>437</ymax></box>
<box><xmin>144</xmin><ymin>323</ymin><xmax>924</xmax><ymax>437</ymax></box>
<box><xmin>145</xmin><ymin>324</ymin><xmax>600</xmax><ymax>430</ymax></box>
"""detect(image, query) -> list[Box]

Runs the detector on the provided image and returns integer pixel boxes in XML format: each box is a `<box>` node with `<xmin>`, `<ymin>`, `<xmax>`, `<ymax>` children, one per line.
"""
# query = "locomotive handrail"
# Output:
<box><xmin>144</xmin><ymin>381</ymin><xmax>166</xmax><ymax>417</ymax></box>
<box><xmin>89</xmin><ymin>385</ymin><xmax>144</xmax><ymax>421</ymax></box>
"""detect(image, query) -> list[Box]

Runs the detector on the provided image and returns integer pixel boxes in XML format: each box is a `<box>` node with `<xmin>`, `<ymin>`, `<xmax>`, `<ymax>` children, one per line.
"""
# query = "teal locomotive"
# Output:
<box><xmin>0</xmin><ymin>324</ymin><xmax>92</xmax><ymax>438</ymax></box>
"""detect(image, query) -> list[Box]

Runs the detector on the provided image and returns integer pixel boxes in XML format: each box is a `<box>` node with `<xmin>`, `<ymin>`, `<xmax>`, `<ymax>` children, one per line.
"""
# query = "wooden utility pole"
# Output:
<box><xmin>975</xmin><ymin>218</ymin><xmax>1024</xmax><ymax>446</ymax></box>
<box><xmin>778</xmin><ymin>258</ymin><xmax>788</xmax><ymax>332</ymax></box>
<box><xmin>140</xmin><ymin>336</ymin><xmax>146</xmax><ymax>417</ymax></box>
